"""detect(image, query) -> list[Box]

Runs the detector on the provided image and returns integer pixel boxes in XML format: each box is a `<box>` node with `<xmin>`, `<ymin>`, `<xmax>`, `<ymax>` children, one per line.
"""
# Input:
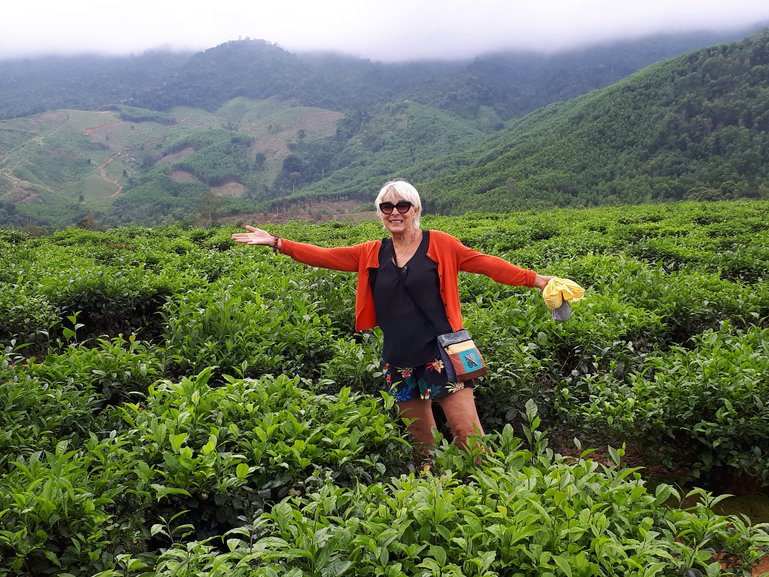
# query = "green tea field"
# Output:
<box><xmin>1</xmin><ymin>199</ymin><xmax>768</xmax><ymax>576</ymax></box>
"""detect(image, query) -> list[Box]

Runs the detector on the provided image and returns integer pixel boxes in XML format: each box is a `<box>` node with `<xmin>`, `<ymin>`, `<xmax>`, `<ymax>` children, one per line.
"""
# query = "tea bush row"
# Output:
<box><xmin>2</xmin><ymin>201</ymin><xmax>769</xmax><ymax>575</ymax></box>
<box><xmin>0</xmin><ymin>369</ymin><xmax>411</xmax><ymax>575</ymax></box>
<box><xmin>566</xmin><ymin>323</ymin><xmax>769</xmax><ymax>483</ymax></box>
<box><xmin>91</xmin><ymin>417</ymin><xmax>769</xmax><ymax>577</ymax></box>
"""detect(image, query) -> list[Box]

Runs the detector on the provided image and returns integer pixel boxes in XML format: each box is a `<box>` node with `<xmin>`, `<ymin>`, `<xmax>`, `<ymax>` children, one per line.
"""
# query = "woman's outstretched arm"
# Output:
<box><xmin>232</xmin><ymin>225</ymin><xmax>375</xmax><ymax>272</ymax></box>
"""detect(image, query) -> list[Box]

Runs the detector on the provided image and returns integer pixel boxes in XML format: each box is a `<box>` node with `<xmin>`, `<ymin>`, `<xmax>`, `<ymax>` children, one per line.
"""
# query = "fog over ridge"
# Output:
<box><xmin>1</xmin><ymin>0</ymin><xmax>769</xmax><ymax>62</ymax></box>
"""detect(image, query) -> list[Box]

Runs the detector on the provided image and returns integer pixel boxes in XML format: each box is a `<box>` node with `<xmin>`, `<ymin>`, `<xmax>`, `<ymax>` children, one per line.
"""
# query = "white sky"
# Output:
<box><xmin>2</xmin><ymin>0</ymin><xmax>769</xmax><ymax>62</ymax></box>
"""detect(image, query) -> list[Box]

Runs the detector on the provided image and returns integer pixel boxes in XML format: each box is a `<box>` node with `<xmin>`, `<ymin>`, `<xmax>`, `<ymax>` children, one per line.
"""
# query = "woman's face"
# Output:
<box><xmin>379</xmin><ymin>193</ymin><xmax>418</xmax><ymax>235</ymax></box>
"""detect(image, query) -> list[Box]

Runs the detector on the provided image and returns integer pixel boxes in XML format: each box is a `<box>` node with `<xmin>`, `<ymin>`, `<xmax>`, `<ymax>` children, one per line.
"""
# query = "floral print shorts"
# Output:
<box><xmin>382</xmin><ymin>356</ymin><xmax>475</xmax><ymax>402</ymax></box>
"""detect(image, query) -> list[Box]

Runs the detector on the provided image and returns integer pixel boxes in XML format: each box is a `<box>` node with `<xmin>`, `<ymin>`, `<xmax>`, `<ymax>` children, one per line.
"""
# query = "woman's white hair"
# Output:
<box><xmin>374</xmin><ymin>179</ymin><xmax>422</xmax><ymax>229</ymax></box>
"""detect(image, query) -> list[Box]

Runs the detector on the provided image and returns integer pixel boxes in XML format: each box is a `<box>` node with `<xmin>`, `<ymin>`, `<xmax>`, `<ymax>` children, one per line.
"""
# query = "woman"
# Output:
<box><xmin>232</xmin><ymin>180</ymin><xmax>553</xmax><ymax>460</ymax></box>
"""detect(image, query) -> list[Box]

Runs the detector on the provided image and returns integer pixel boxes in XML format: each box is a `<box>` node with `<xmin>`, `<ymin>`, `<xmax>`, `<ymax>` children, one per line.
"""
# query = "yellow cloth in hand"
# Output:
<box><xmin>542</xmin><ymin>278</ymin><xmax>585</xmax><ymax>310</ymax></box>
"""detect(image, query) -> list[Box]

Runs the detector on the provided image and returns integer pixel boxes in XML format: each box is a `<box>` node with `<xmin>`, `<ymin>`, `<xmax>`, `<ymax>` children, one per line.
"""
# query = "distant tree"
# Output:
<box><xmin>290</xmin><ymin>171</ymin><xmax>302</xmax><ymax>192</ymax></box>
<box><xmin>199</xmin><ymin>191</ymin><xmax>224</xmax><ymax>226</ymax></box>
<box><xmin>77</xmin><ymin>214</ymin><xmax>99</xmax><ymax>230</ymax></box>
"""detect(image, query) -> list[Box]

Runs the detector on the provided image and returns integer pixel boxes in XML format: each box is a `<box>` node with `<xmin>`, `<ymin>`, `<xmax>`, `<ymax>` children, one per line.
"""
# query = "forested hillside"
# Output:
<box><xmin>0</xmin><ymin>27</ymin><xmax>767</xmax><ymax>228</ymax></box>
<box><xmin>0</xmin><ymin>51</ymin><xmax>191</xmax><ymax>119</ymax></box>
<box><xmin>411</xmin><ymin>29</ymin><xmax>769</xmax><ymax>213</ymax></box>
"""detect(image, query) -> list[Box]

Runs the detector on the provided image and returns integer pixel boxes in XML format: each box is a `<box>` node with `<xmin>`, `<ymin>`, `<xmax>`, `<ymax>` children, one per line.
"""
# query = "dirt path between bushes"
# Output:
<box><xmin>751</xmin><ymin>556</ymin><xmax>769</xmax><ymax>576</ymax></box>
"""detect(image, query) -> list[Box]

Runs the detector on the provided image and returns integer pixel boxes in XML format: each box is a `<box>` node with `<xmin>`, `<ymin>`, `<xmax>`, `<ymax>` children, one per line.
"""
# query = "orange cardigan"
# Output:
<box><xmin>279</xmin><ymin>229</ymin><xmax>537</xmax><ymax>331</ymax></box>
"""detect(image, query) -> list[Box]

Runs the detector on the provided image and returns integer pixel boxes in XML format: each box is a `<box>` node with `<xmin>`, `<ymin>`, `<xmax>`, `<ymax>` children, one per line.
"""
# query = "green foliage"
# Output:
<box><xmin>422</xmin><ymin>30</ymin><xmax>769</xmax><ymax>213</ymax></box>
<box><xmin>0</xmin><ymin>284</ymin><xmax>59</xmax><ymax>344</ymax></box>
<box><xmin>29</xmin><ymin>256</ymin><xmax>173</xmax><ymax>342</ymax></box>
<box><xmin>27</xmin><ymin>334</ymin><xmax>164</xmax><ymax>404</ymax></box>
<box><xmin>0</xmin><ymin>368</ymin><xmax>411</xmax><ymax>576</ymax></box>
<box><xmin>115</xmin><ymin>105</ymin><xmax>176</xmax><ymax>125</ymax></box>
<box><xmin>285</xmin><ymin>100</ymin><xmax>484</xmax><ymax>201</ymax></box>
<box><xmin>0</xmin><ymin>366</ymin><xmax>100</xmax><ymax>470</ymax></box>
<box><xmin>572</xmin><ymin>324</ymin><xmax>769</xmax><ymax>483</ymax></box>
<box><xmin>0</xmin><ymin>441</ymin><xmax>132</xmax><ymax>576</ymax></box>
<box><xmin>2</xmin><ymin>202</ymin><xmax>769</xmax><ymax>576</ymax></box>
<box><xmin>162</xmin><ymin>277</ymin><xmax>338</xmax><ymax>379</ymax></box>
<box><xmin>108</xmin><ymin>174</ymin><xmax>211</xmax><ymax>227</ymax></box>
<box><xmin>118</xmin><ymin>369</ymin><xmax>410</xmax><ymax>514</ymax></box>
<box><xmin>319</xmin><ymin>333</ymin><xmax>383</xmax><ymax>394</ymax></box>
<box><xmin>165</xmin><ymin>129</ymin><xmax>253</xmax><ymax>186</ymax></box>
<box><xmin>0</xmin><ymin>225</ymin><xmax>240</xmax><ymax>348</ymax></box>
<box><xmin>0</xmin><ymin>52</ymin><xmax>191</xmax><ymax>119</ymax></box>
<box><xmin>91</xmin><ymin>424</ymin><xmax>769</xmax><ymax>577</ymax></box>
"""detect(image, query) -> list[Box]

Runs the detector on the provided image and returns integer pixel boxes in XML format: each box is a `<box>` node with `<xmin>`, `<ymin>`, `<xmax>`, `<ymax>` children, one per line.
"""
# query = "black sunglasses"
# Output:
<box><xmin>379</xmin><ymin>201</ymin><xmax>413</xmax><ymax>215</ymax></box>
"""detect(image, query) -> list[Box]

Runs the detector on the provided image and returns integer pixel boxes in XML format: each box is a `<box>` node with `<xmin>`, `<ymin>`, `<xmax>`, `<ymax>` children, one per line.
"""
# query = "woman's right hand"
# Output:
<box><xmin>231</xmin><ymin>225</ymin><xmax>275</xmax><ymax>246</ymax></box>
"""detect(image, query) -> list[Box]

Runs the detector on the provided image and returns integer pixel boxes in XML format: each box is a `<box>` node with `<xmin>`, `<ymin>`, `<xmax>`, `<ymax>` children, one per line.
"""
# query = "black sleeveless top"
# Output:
<box><xmin>370</xmin><ymin>231</ymin><xmax>452</xmax><ymax>366</ymax></box>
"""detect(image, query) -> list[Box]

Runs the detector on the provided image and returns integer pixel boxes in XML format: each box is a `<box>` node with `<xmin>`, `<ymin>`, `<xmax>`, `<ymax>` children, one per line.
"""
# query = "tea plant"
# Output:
<box><xmin>0</xmin><ymin>284</ymin><xmax>58</xmax><ymax>345</ymax></box>
<box><xmin>3</xmin><ymin>200</ymin><xmax>769</xmax><ymax>576</ymax></box>
<box><xmin>115</xmin><ymin>368</ymin><xmax>411</xmax><ymax>536</ymax></box>
<box><xmin>0</xmin><ymin>368</ymin><xmax>100</xmax><ymax>470</ymax></box>
<box><xmin>93</xmin><ymin>422</ymin><xmax>769</xmax><ymax>577</ymax></box>
<box><xmin>26</xmin><ymin>333</ymin><xmax>164</xmax><ymax>405</ymax></box>
<box><xmin>319</xmin><ymin>332</ymin><xmax>383</xmax><ymax>394</ymax></box>
<box><xmin>162</xmin><ymin>276</ymin><xmax>342</xmax><ymax>380</ymax></box>
<box><xmin>0</xmin><ymin>440</ymin><xmax>138</xmax><ymax>576</ymax></box>
<box><xmin>572</xmin><ymin>324</ymin><xmax>769</xmax><ymax>485</ymax></box>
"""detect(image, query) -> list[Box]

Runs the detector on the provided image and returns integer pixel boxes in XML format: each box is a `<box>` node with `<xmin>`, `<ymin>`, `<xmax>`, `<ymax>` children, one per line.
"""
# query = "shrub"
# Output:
<box><xmin>574</xmin><ymin>324</ymin><xmax>769</xmax><ymax>485</ymax></box>
<box><xmin>319</xmin><ymin>333</ymin><xmax>383</xmax><ymax>395</ymax></box>
<box><xmin>116</xmin><ymin>369</ymin><xmax>411</xmax><ymax>537</ymax></box>
<box><xmin>0</xmin><ymin>440</ymin><xmax>141</xmax><ymax>577</ymax></box>
<box><xmin>162</xmin><ymin>280</ymin><xmax>340</xmax><ymax>380</ymax></box>
<box><xmin>27</xmin><ymin>334</ymin><xmax>165</xmax><ymax>405</ymax></box>
<box><xmin>0</xmin><ymin>368</ymin><xmax>100</xmax><ymax>471</ymax></box>
<box><xmin>37</xmin><ymin>263</ymin><xmax>174</xmax><ymax>340</ymax></box>
<box><xmin>0</xmin><ymin>285</ymin><xmax>58</xmax><ymax>345</ymax></box>
<box><xmin>99</xmin><ymin>420</ymin><xmax>769</xmax><ymax>577</ymax></box>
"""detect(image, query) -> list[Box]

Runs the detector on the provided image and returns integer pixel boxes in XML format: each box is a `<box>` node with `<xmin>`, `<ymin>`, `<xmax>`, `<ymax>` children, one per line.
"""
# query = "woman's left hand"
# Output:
<box><xmin>533</xmin><ymin>274</ymin><xmax>555</xmax><ymax>291</ymax></box>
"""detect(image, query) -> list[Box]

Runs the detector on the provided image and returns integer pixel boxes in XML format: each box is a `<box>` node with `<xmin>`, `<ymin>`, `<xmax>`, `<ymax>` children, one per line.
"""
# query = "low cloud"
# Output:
<box><xmin>1</xmin><ymin>0</ymin><xmax>768</xmax><ymax>61</ymax></box>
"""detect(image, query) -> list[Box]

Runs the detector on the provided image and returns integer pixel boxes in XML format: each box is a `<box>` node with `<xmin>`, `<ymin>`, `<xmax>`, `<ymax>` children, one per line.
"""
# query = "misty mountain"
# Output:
<box><xmin>412</xmin><ymin>29</ymin><xmax>769</xmax><ymax>213</ymax></box>
<box><xmin>0</xmin><ymin>28</ymin><xmax>755</xmax><ymax>122</ymax></box>
<box><xmin>0</xmin><ymin>51</ymin><xmax>192</xmax><ymax>119</ymax></box>
<box><xmin>0</xmin><ymin>26</ymin><xmax>767</xmax><ymax>228</ymax></box>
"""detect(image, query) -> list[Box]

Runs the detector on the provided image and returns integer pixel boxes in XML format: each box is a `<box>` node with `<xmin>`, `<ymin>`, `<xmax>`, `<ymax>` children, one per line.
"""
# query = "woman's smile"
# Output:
<box><xmin>381</xmin><ymin>198</ymin><xmax>416</xmax><ymax>235</ymax></box>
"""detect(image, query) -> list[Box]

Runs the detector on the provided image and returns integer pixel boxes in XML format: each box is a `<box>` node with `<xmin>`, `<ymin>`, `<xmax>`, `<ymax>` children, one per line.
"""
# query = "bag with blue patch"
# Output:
<box><xmin>437</xmin><ymin>329</ymin><xmax>487</xmax><ymax>382</ymax></box>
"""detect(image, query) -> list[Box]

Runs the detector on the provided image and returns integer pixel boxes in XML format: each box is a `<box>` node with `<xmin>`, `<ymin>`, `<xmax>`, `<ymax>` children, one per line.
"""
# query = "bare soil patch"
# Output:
<box><xmin>223</xmin><ymin>199</ymin><xmax>373</xmax><ymax>225</ymax></box>
<box><xmin>170</xmin><ymin>170</ymin><xmax>199</xmax><ymax>183</ymax></box>
<box><xmin>211</xmin><ymin>181</ymin><xmax>246</xmax><ymax>197</ymax></box>
<box><xmin>752</xmin><ymin>556</ymin><xmax>769</xmax><ymax>576</ymax></box>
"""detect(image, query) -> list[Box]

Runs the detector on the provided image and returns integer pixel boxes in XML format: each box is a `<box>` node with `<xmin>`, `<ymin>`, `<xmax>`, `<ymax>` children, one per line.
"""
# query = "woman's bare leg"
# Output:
<box><xmin>435</xmin><ymin>387</ymin><xmax>484</xmax><ymax>449</ymax></box>
<box><xmin>397</xmin><ymin>398</ymin><xmax>437</xmax><ymax>462</ymax></box>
